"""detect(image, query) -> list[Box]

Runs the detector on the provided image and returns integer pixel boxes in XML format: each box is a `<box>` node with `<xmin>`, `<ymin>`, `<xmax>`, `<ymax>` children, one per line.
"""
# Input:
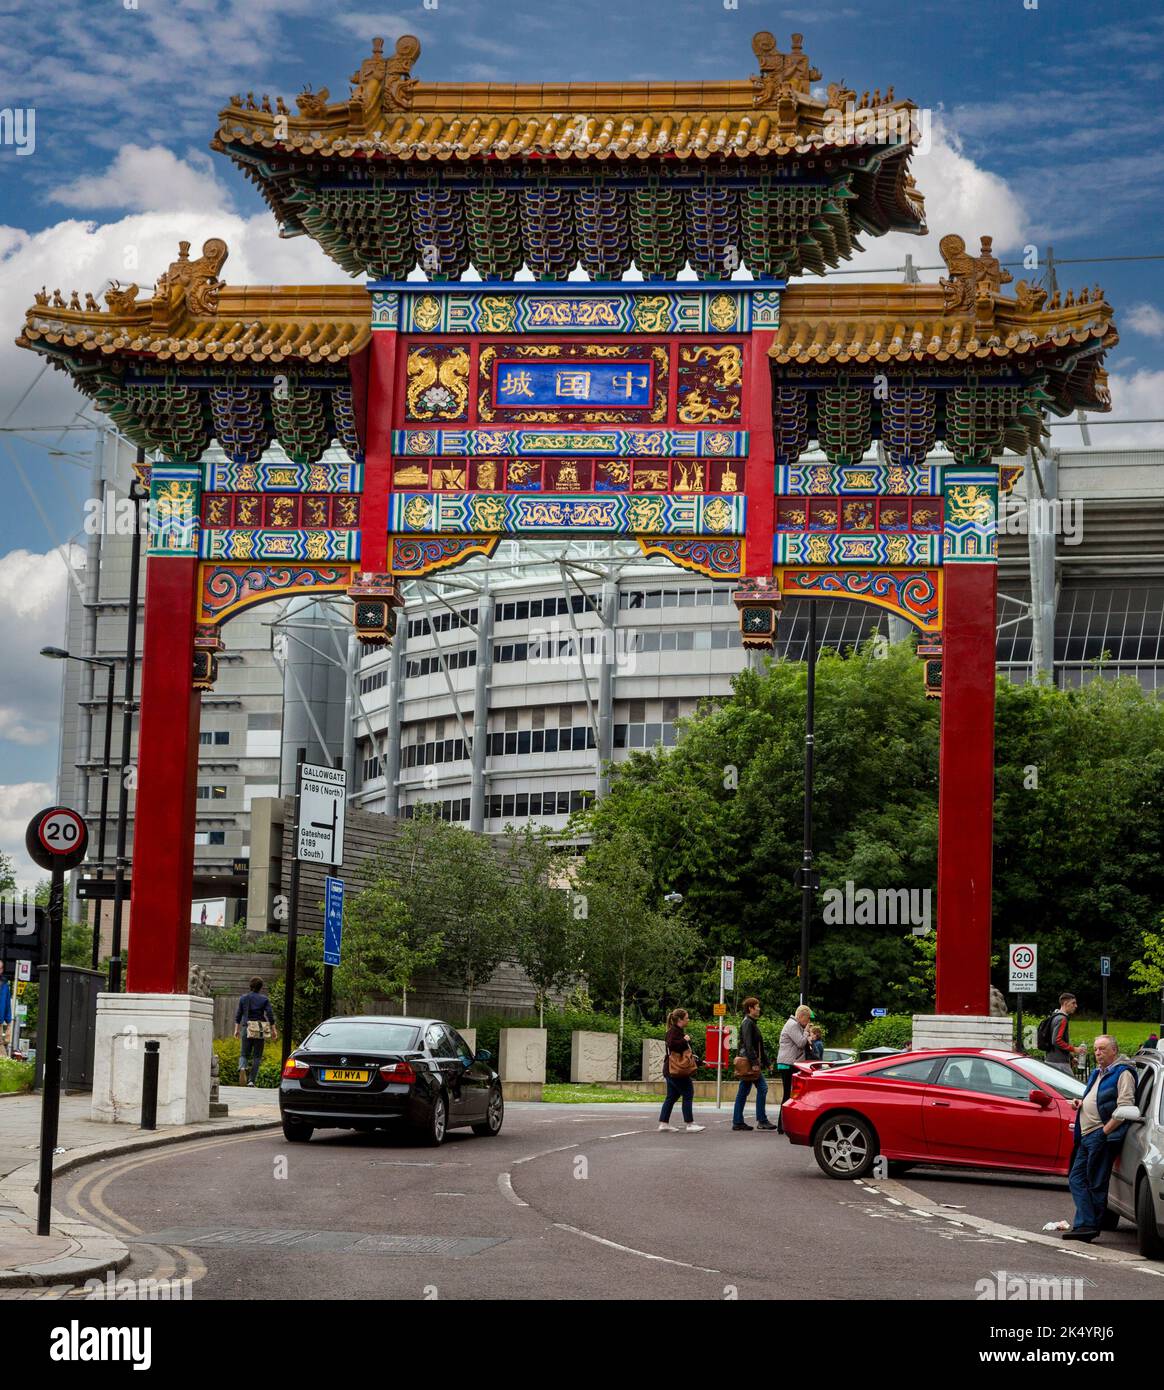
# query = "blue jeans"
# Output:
<box><xmin>1068</xmin><ymin>1128</ymin><xmax>1118</xmax><ymax>1230</ymax></box>
<box><xmin>660</xmin><ymin>1075</ymin><xmax>694</xmax><ymax>1125</ymax></box>
<box><xmin>240</xmin><ymin>1034</ymin><xmax>266</xmax><ymax>1084</ymax></box>
<box><xmin>733</xmin><ymin>1072</ymin><xmax>768</xmax><ymax>1125</ymax></box>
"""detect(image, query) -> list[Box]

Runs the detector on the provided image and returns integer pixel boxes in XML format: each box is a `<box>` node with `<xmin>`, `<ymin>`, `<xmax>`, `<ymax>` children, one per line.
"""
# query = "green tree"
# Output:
<box><xmin>505</xmin><ymin>825</ymin><xmax>580</xmax><ymax>1026</ymax></box>
<box><xmin>344</xmin><ymin>846</ymin><xmax>446</xmax><ymax>1013</ymax></box>
<box><xmin>574</xmin><ymin>827</ymin><xmax>698</xmax><ymax>1076</ymax></box>
<box><xmin>1130</xmin><ymin>924</ymin><xmax>1164</xmax><ymax>998</ymax></box>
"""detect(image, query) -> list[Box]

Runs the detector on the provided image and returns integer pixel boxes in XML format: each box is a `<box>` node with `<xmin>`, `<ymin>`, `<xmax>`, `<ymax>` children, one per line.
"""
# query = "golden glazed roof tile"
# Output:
<box><xmin>20</xmin><ymin>242</ymin><xmax>371</xmax><ymax>366</ymax></box>
<box><xmin>213</xmin><ymin>32</ymin><xmax>924</xmax><ymax>165</ymax></box>
<box><xmin>773</xmin><ymin>278</ymin><xmax>1118</xmax><ymax>370</ymax></box>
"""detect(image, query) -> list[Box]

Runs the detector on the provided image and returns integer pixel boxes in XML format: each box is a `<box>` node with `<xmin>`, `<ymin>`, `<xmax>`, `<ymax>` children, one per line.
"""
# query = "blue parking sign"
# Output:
<box><xmin>324</xmin><ymin>877</ymin><xmax>344</xmax><ymax>967</ymax></box>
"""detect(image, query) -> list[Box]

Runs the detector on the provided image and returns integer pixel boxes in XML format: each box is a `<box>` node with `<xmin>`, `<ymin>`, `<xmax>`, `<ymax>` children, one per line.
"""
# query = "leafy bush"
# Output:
<box><xmin>851</xmin><ymin>1013</ymin><xmax>915</xmax><ymax>1053</ymax></box>
<box><xmin>0</xmin><ymin>1057</ymin><xmax>34</xmax><ymax>1093</ymax></box>
<box><xmin>193</xmin><ymin>922</ymin><xmax>284</xmax><ymax>955</ymax></box>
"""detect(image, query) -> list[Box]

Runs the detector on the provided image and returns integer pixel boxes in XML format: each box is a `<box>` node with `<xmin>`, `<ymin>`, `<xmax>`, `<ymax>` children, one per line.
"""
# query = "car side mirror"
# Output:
<box><xmin>1029</xmin><ymin>1089</ymin><xmax>1053</xmax><ymax>1108</ymax></box>
<box><xmin>475</xmin><ymin>1049</ymin><xmax>492</xmax><ymax>1063</ymax></box>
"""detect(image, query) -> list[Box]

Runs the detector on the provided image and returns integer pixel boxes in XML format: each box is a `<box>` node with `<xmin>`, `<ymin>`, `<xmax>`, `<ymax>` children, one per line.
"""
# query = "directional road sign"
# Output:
<box><xmin>296</xmin><ymin>764</ymin><xmax>346</xmax><ymax>866</ymax></box>
<box><xmin>324</xmin><ymin>877</ymin><xmax>344</xmax><ymax>967</ymax></box>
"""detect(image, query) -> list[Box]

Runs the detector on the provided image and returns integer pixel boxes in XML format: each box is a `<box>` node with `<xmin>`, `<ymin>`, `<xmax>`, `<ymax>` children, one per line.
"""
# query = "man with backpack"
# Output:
<box><xmin>1039</xmin><ymin>992</ymin><xmax>1085</xmax><ymax>1075</ymax></box>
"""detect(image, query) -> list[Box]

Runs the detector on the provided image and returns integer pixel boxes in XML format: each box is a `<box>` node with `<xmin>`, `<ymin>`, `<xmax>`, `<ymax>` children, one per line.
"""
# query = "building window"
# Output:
<box><xmin>208</xmin><ymin>831</ymin><xmax>226</xmax><ymax>846</ymax></box>
<box><xmin>212</xmin><ymin>786</ymin><xmax>228</xmax><ymax>800</ymax></box>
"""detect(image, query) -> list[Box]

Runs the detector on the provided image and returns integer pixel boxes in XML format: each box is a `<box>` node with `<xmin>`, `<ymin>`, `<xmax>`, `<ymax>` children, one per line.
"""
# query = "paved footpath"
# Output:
<box><xmin>0</xmin><ymin>1087</ymin><xmax>279</xmax><ymax>1290</ymax></box>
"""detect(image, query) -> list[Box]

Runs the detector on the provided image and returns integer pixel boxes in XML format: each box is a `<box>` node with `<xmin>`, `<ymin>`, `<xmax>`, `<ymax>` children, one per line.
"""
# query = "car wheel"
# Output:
<box><xmin>472</xmin><ymin>1086</ymin><xmax>504</xmax><ymax>1137</ymax></box>
<box><xmin>417</xmin><ymin>1091</ymin><xmax>447</xmax><ymax>1147</ymax></box>
<box><xmin>282</xmin><ymin>1117</ymin><xmax>312</xmax><ymax>1143</ymax></box>
<box><xmin>813</xmin><ymin>1113</ymin><xmax>877</xmax><ymax>1180</ymax></box>
<box><xmin>1136</xmin><ymin>1176</ymin><xmax>1164</xmax><ymax>1258</ymax></box>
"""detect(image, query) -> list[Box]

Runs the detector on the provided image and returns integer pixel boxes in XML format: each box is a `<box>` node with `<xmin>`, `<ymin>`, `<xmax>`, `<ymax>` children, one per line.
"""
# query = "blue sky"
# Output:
<box><xmin>0</xmin><ymin>0</ymin><xmax>1162</xmax><ymax>856</ymax></box>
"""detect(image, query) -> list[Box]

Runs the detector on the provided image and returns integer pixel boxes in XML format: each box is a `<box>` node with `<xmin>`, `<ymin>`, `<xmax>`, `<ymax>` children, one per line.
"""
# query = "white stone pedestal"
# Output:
<box><xmin>642</xmin><ymin>1038</ymin><xmax>666</xmax><ymax>1083</ymax></box>
<box><xmin>570</xmin><ymin>1030</ymin><xmax>618</xmax><ymax>1083</ymax></box>
<box><xmin>912</xmin><ymin>1013</ymin><xmax>1016</xmax><ymax>1051</ymax></box>
<box><xmin>498</xmin><ymin>1027</ymin><xmax>546</xmax><ymax>1101</ymax></box>
<box><xmin>91</xmin><ymin>993</ymin><xmax>213</xmax><ymax>1125</ymax></box>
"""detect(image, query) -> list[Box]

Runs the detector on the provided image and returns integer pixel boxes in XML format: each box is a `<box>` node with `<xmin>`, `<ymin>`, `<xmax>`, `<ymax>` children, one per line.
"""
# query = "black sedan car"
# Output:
<box><xmin>279</xmin><ymin>1015</ymin><xmax>504</xmax><ymax>1145</ymax></box>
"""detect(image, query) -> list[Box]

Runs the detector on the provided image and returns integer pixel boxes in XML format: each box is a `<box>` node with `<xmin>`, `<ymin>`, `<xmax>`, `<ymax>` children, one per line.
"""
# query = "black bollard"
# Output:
<box><xmin>141</xmin><ymin>1039</ymin><xmax>160</xmax><ymax>1131</ymax></box>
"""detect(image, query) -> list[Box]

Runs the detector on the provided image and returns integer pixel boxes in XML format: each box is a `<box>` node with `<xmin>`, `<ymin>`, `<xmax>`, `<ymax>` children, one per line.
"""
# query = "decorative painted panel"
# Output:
<box><xmin>494</xmin><ymin>359</ymin><xmax>654</xmax><ymax>408</ymax></box>
<box><xmin>390</xmin><ymin>535</ymin><xmax>500</xmax><ymax>576</ymax></box>
<box><xmin>391</xmin><ymin>428</ymin><xmax>748</xmax><ymax>458</ymax></box>
<box><xmin>942</xmin><ymin>468</ymin><xmax>998</xmax><ymax>562</ymax></box>
<box><xmin>378</xmin><ymin>288</ymin><xmax>757</xmax><ymax>335</ymax></box>
<box><xmin>676</xmin><ymin>345</ymin><xmax>743</xmax><ymax>424</ymax></box>
<box><xmin>405</xmin><ymin>346</ymin><xmax>472</xmax><ymax>422</ymax></box>
<box><xmin>148</xmin><ymin>465</ymin><xmax>200</xmax><ymax>557</ymax></box>
<box><xmin>775</xmin><ymin>533</ymin><xmax>940</xmax><ymax>566</ymax></box>
<box><xmin>199</xmin><ymin>563</ymin><xmax>354</xmax><ymax>625</ymax></box>
<box><xmin>778</xmin><ymin>567</ymin><xmax>942</xmax><ymax>633</ymax></box>
<box><xmin>638</xmin><ymin>537</ymin><xmax>744</xmax><ymax>578</ymax></box>
<box><xmin>199</xmin><ymin>529</ymin><xmax>360</xmax><ymax>562</ymax></box>
<box><xmin>478</xmin><ymin>344</ymin><xmax>669</xmax><ymax>423</ymax></box>
<box><xmin>388</xmin><ymin>491</ymin><xmax>744</xmax><ymax>536</ymax></box>
<box><xmin>202</xmin><ymin>460</ymin><xmax>363</xmax><ymax>492</ymax></box>
<box><xmin>777</xmin><ymin>463</ymin><xmax>942</xmax><ymax>495</ymax></box>
<box><xmin>391</xmin><ymin>457</ymin><xmax>741</xmax><ymax>495</ymax></box>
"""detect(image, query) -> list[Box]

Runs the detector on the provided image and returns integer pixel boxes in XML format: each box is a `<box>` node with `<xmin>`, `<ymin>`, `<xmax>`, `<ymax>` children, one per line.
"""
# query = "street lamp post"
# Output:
<box><xmin>108</xmin><ymin>470</ymin><xmax>147</xmax><ymax>994</ymax></box>
<box><xmin>40</xmin><ymin>646</ymin><xmax>116</xmax><ymax>968</ymax></box>
<box><xmin>797</xmin><ymin>600</ymin><xmax>819</xmax><ymax>1006</ymax></box>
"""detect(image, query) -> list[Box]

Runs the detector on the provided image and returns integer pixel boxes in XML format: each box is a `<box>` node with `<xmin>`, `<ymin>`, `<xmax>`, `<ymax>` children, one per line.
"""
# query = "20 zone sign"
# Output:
<box><xmin>26</xmin><ymin>806</ymin><xmax>89</xmax><ymax>872</ymax></box>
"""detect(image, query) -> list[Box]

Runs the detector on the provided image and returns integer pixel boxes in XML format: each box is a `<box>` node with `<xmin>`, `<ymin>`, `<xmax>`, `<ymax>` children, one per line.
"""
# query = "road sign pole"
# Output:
<box><xmin>36</xmin><ymin>865</ymin><xmax>64</xmax><ymax>1236</ymax></box>
<box><xmin>715</xmin><ymin>970</ymin><xmax>724</xmax><ymax>1112</ymax></box>
<box><xmin>1016</xmin><ymin>995</ymin><xmax>1023</xmax><ymax>1054</ymax></box>
<box><xmin>322</xmin><ymin>963</ymin><xmax>333</xmax><ymax>1021</ymax></box>
<box><xmin>281</xmin><ymin>757</ymin><xmax>304</xmax><ymax>1066</ymax></box>
<box><xmin>1102</xmin><ymin>971</ymin><xmax>1109</xmax><ymax>1037</ymax></box>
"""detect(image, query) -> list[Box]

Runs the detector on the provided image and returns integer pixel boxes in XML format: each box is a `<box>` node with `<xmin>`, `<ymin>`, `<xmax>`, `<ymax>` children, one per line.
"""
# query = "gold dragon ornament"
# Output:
<box><xmin>947</xmin><ymin>484</ymin><xmax>994</xmax><ymax>525</ymax></box>
<box><xmin>406</xmin><ymin>348</ymin><xmax>470</xmax><ymax>420</ymax></box>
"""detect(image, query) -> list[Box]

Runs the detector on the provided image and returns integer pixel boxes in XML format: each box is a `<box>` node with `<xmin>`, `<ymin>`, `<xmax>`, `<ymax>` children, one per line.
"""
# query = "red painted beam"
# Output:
<box><xmin>126</xmin><ymin>556</ymin><xmax>201</xmax><ymax>994</ymax></box>
<box><xmin>744</xmin><ymin>330</ymin><xmax>776</xmax><ymax>579</ymax></box>
<box><xmin>360</xmin><ymin>331</ymin><xmax>398</xmax><ymax>574</ymax></box>
<box><xmin>936</xmin><ymin>562</ymin><xmax>997</xmax><ymax>1014</ymax></box>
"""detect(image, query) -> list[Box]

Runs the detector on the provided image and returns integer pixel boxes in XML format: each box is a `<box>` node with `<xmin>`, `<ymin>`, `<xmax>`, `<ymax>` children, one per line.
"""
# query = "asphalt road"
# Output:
<box><xmin>56</xmin><ymin>1103</ymin><xmax>1164</xmax><ymax>1302</ymax></box>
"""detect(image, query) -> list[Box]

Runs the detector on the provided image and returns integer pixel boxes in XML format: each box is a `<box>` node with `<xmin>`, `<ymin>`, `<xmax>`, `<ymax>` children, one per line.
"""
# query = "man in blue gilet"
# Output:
<box><xmin>1062</xmin><ymin>1034</ymin><xmax>1137</xmax><ymax>1242</ymax></box>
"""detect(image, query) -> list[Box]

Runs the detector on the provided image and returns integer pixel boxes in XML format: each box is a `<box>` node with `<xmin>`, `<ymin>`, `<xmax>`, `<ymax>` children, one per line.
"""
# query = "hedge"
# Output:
<box><xmin>213</xmin><ymin>1037</ymin><xmax>284</xmax><ymax>1089</ymax></box>
<box><xmin>851</xmin><ymin>1014</ymin><xmax>915</xmax><ymax>1053</ymax></box>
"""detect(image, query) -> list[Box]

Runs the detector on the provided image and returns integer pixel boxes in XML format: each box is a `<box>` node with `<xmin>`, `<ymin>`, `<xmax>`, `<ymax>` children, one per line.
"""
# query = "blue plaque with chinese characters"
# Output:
<box><xmin>494</xmin><ymin>360</ymin><xmax>653</xmax><ymax>408</ymax></box>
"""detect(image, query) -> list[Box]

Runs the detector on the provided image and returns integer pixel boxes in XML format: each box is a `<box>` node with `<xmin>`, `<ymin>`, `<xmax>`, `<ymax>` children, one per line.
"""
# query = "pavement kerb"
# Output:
<box><xmin>0</xmin><ymin>1113</ymin><xmax>280</xmax><ymax>1288</ymax></box>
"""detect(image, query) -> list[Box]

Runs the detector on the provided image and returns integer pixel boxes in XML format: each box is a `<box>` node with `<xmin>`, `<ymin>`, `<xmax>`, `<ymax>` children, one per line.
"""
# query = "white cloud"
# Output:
<box><xmin>831</xmin><ymin>117</ymin><xmax>1028</xmax><ymax>284</ymax></box>
<box><xmin>50</xmin><ymin>144</ymin><xmax>229</xmax><ymax>215</ymax></box>
<box><xmin>0</xmin><ymin>781</ymin><xmax>56</xmax><ymax>890</ymax></box>
<box><xmin>1</xmin><ymin>147</ymin><xmax>351</xmax><ymax>431</ymax></box>
<box><xmin>1126</xmin><ymin>304</ymin><xmax>1164</xmax><ymax>340</ymax></box>
<box><xmin>0</xmin><ymin>544</ymin><xmax>80</xmax><ymax>747</ymax></box>
<box><xmin>1088</xmin><ymin>368</ymin><xmax>1164</xmax><ymax>448</ymax></box>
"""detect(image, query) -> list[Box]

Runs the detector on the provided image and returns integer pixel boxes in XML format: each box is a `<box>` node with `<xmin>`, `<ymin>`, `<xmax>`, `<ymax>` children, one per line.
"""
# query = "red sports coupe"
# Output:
<box><xmin>781</xmin><ymin>1048</ymin><xmax>1086</xmax><ymax>1179</ymax></box>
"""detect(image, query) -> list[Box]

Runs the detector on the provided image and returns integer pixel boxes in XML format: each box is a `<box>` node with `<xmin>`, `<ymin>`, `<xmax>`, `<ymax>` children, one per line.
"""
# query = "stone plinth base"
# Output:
<box><xmin>503</xmin><ymin>1082</ymin><xmax>543</xmax><ymax>1101</ymax></box>
<box><xmin>642</xmin><ymin>1038</ymin><xmax>666</xmax><ymax>1083</ymax></box>
<box><xmin>570</xmin><ymin>1030</ymin><xmax>618</xmax><ymax>1083</ymax></box>
<box><xmin>91</xmin><ymin>993</ymin><xmax>213</xmax><ymax>1125</ymax></box>
<box><xmin>912</xmin><ymin>1013</ymin><xmax>1016</xmax><ymax>1051</ymax></box>
<box><xmin>499</xmin><ymin>1027</ymin><xmax>546</xmax><ymax>1087</ymax></box>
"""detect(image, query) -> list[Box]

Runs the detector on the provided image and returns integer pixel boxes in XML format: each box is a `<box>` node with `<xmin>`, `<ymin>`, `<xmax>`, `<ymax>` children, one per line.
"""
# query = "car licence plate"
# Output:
<box><xmin>322</xmin><ymin>1068</ymin><xmax>370</xmax><ymax>1083</ymax></box>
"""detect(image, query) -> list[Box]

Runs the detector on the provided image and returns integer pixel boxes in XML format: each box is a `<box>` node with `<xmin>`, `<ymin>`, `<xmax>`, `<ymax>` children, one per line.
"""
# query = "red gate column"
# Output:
<box><xmin>126</xmin><ymin>555</ymin><xmax>202</xmax><ymax>994</ymax></box>
<box><xmin>934</xmin><ymin>463</ymin><xmax>1000</xmax><ymax>1019</ymax></box>
<box><xmin>935</xmin><ymin>562</ymin><xmax>996</xmax><ymax>1015</ymax></box>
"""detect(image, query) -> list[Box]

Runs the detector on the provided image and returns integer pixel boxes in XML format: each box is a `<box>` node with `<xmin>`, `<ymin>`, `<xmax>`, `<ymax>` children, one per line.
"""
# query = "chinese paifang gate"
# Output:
<box><xmin>18</xmin><ymin>32</ymin><xmax>1117</xmax><ymax>1106</ymax></box>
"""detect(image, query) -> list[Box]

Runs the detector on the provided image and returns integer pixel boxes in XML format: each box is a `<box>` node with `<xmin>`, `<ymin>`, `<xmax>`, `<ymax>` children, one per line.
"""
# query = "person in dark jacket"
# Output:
<box><xmin>1063</xmin><ymin>1034</ymin><xmax>1137</xmax><ymax>1242</ymax></box>
<box><xmin>733</xmin><ymin>997</ymin><xmax>776</xmax><ymax>1132</ymax></box>
<box><xmin>234</xmin><ymin>977</ymin><xmax>278</xmax><ymax>1086</ymax></box>
<box><xmin>1044</xmin><ymin>992</ymin><xmax>1086</xmax><ymax>1075</ymax></box>
<box><xmin>658</xmin><ymin>1008</ymin><xmax>705</xmax><ymax>1132</ymax></box>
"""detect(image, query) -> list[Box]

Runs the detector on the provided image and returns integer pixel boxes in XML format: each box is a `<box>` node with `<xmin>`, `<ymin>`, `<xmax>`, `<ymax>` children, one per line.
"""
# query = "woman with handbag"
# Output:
<box><xmin>658</xmin><ymin>1008</ymin><xmax>705</xmax><ymax>1132</ymax></box>
<box><xmin>733</xmin><ymin>997</ymin><xmax>777</xmax><ymax>1131</ymax></box>
<box><xmin>234</xmin><ymin>976</ymin><xmax>278</xmax><ymax>1086</ymax></box>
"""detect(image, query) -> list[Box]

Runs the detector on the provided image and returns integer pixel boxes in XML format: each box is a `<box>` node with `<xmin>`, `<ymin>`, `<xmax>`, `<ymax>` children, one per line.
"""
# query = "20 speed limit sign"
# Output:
<box><xmin>25</xmin><ymin>806</ymin><xmax>89</xmax><ymax>872</ymax></box>
<box><xmin>1008</xmin><ymin>943</ymin><xmax>1038</xmax><ymax>994</ymax></box>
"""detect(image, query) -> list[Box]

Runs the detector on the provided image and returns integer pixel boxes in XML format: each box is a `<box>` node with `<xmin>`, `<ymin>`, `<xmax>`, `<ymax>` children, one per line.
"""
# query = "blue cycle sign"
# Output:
<box><xmin>323</xmin><ymin>877</ymin><xmax>344</xmax><ymax>967</ymax></box>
